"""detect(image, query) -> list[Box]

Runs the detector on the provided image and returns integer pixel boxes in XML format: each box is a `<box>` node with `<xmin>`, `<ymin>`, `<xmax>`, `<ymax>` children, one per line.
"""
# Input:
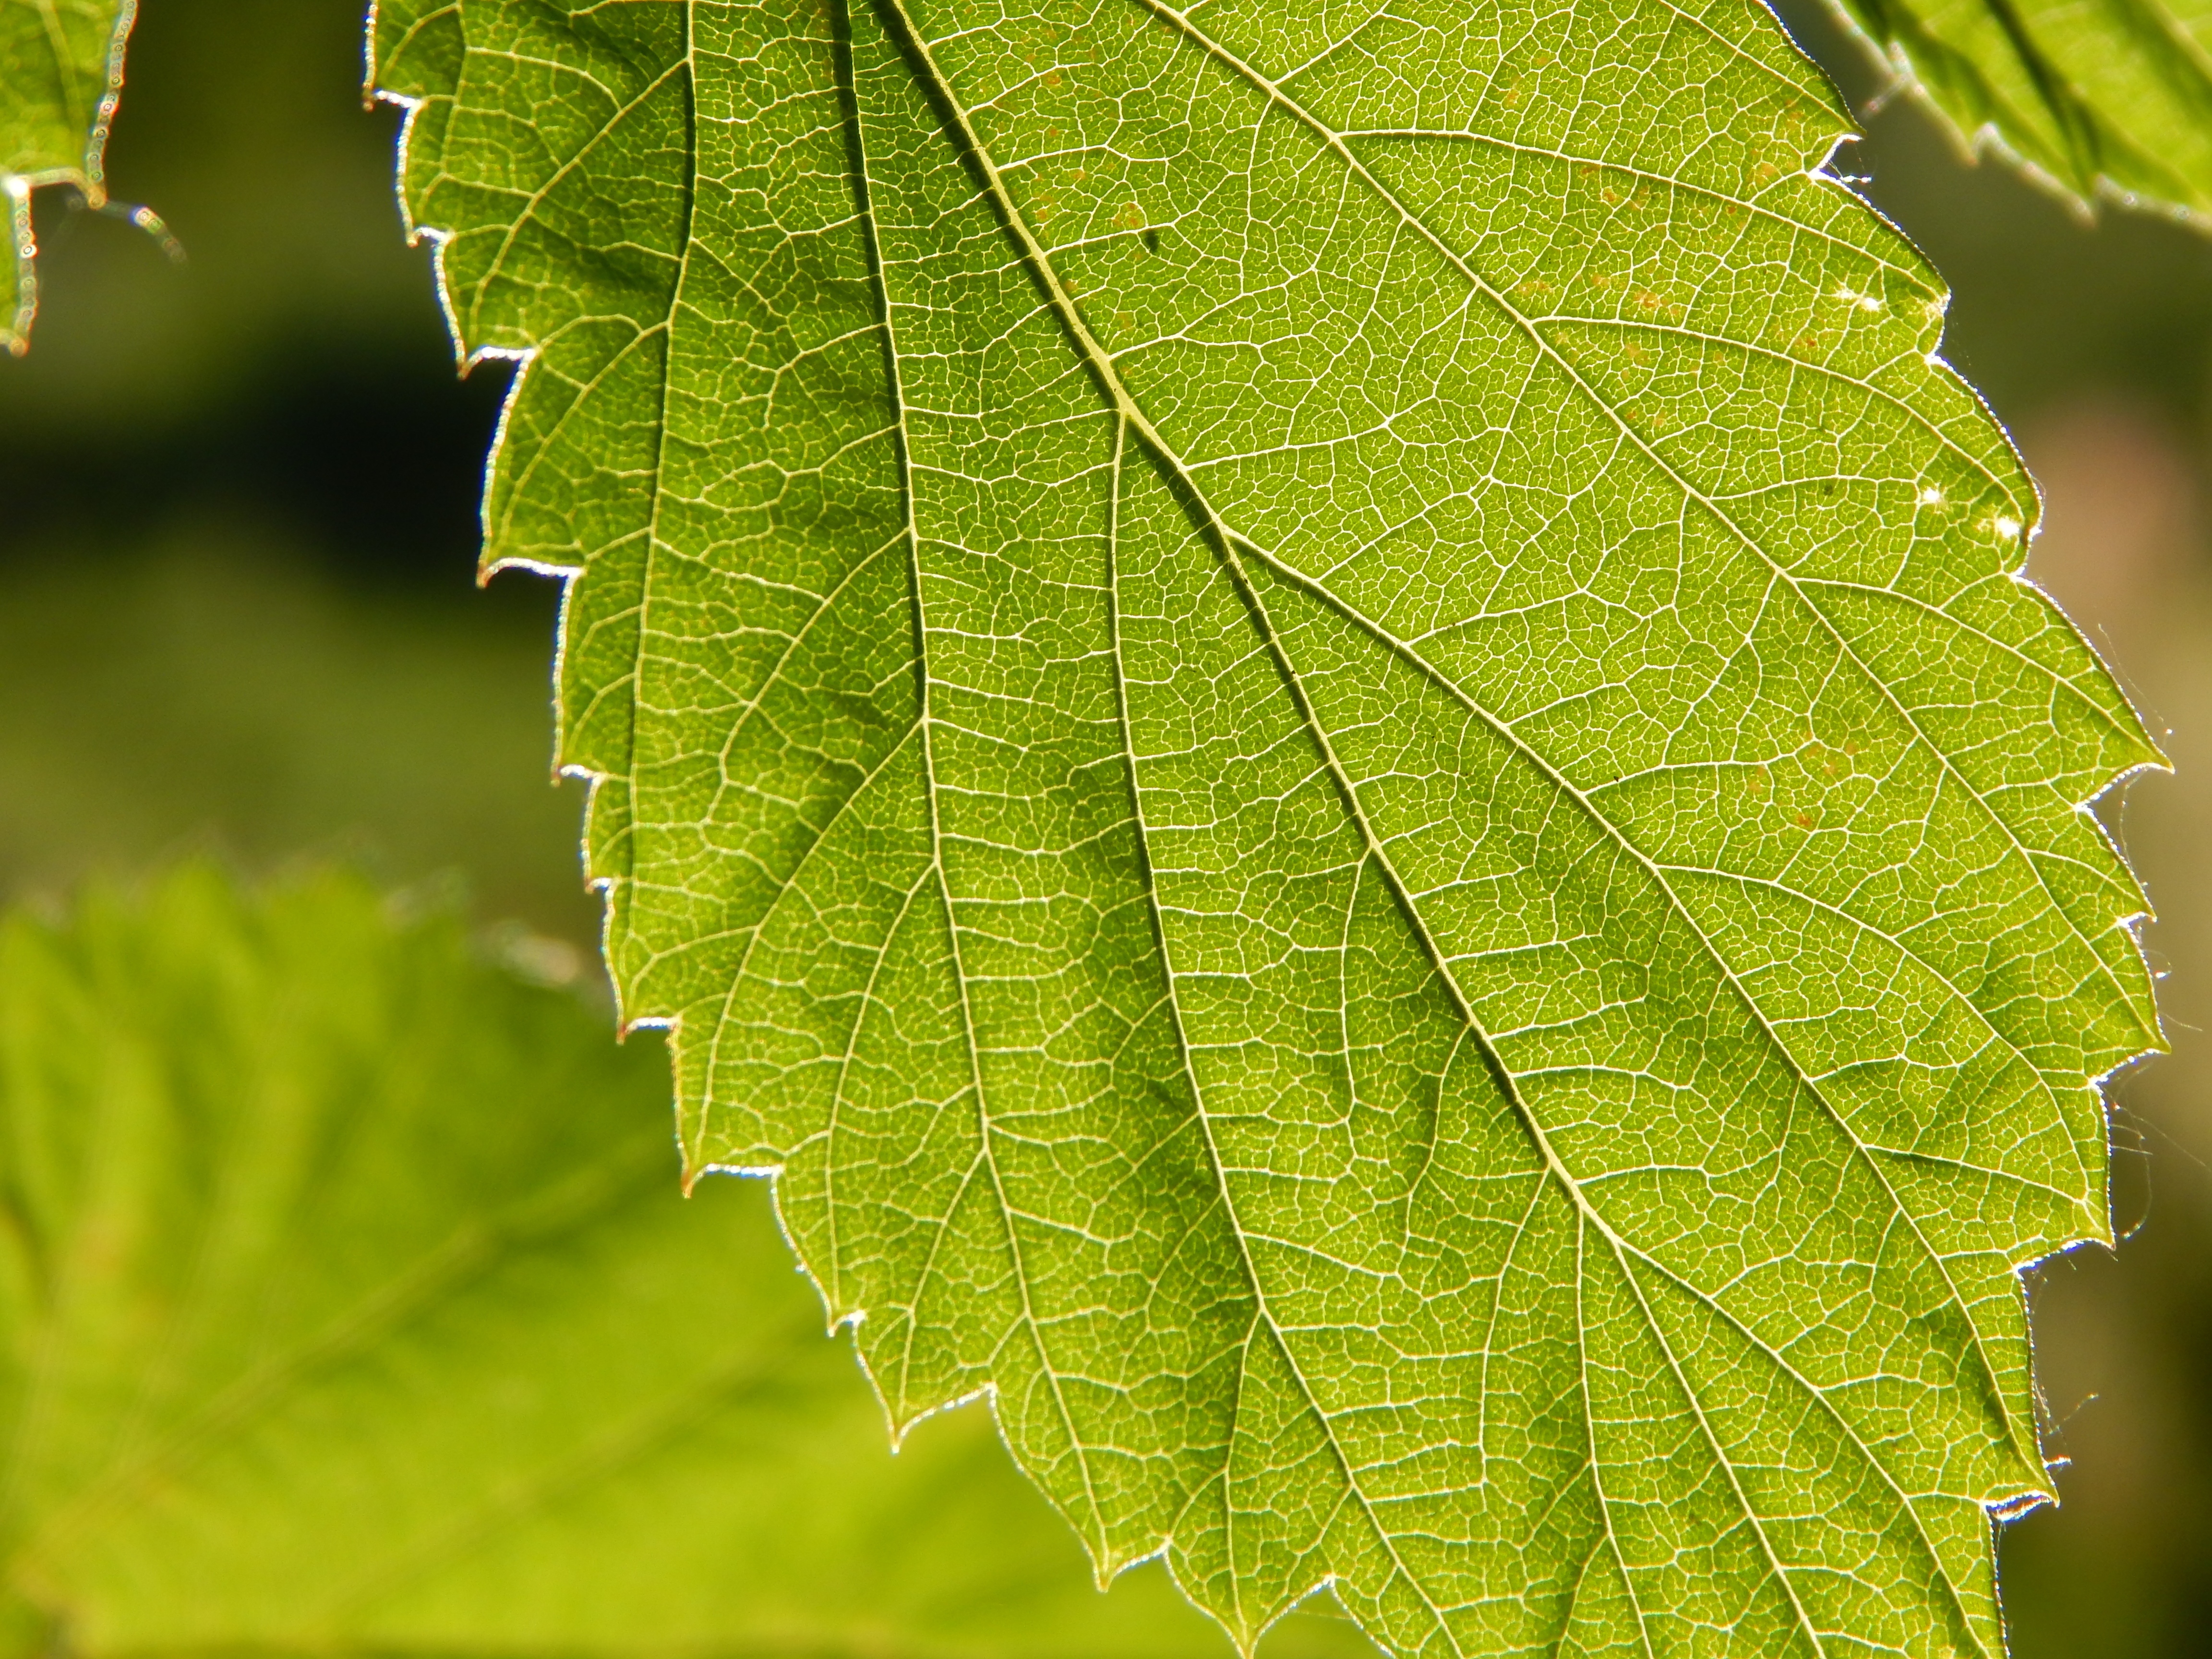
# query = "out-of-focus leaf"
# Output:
<box><xmin>1828</xmin><ymin>0</ymin><xmax>2212</xmax><ymax>219</ymax></box>
<box><xmin>0</xmin><ymin>0</ymin><xmax>133</xmax><ymax>349</ymax></box>
<box><xmin>0</xmin><ymin>865</ymin><xmax>1367</xmax><ymax>1659</ymax></box>
<box><xmin>371</xmin><ymin>2</ymin><xmax>2164</xmax><ymax>1654</ymax></box>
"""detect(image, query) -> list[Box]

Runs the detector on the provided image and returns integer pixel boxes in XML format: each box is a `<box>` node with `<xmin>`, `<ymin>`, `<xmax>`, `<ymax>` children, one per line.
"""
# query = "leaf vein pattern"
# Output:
<box><xmin>368</xmin><ymin>0</ymin><xmax>2170</xmax><ymax>1653</ymax></box>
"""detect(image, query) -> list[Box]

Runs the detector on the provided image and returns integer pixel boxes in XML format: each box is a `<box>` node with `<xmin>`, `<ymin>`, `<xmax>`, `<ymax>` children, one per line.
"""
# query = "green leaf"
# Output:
<box><xmin>0</xmin><ymin>0</ymin><xmax>133</xmax><ymax>351</ymax></box>
<box><xmin>371</xmin><ymin>1</ymin><xmax>2162</xmax><ymax>1653</ymax></box>
<box><xmin>0</xmin><ymin>864</ymin><xmax>1370</xmax><ymax>1659</ymax></box>
<box><xmin>1824</xmin><ymin>0</ymin><xmax>2212</xmax><ymax>218</ymax></box>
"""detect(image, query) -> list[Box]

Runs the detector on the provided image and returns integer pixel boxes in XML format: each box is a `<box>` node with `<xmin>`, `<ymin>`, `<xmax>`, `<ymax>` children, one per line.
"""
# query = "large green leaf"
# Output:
<box><xmin>1825</xmin><ymin>0</ymin><xmax>2212</xmax><ymax>218</ymax></box>
<box><xmin>0</xmin><ymin>0</ymin><xmax>132</xmax><ymax>351</ymax></box>
<box><xmin>0</xmin><ymin>865</ymin><xmax>1369</xmax><ymax>1659</ymax></box>
<box><xmin>370</xmin><ymin>0</ymin><xmax>2163</xmax><ymax>1654</ymax></box>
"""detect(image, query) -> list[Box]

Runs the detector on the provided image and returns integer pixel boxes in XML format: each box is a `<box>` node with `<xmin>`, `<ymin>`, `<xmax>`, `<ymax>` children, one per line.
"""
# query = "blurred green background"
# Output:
<box><xmin>3</xmin><ymin>0</ymin><xmax>2210</xmax><ymax>1652</ymax></box>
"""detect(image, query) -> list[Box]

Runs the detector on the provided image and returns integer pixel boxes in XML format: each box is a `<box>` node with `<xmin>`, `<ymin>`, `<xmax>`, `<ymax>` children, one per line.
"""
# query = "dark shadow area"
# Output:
<box><xmin>0</xmin><ymin>0</ymin><xmax>589</xmax><ymax>937</ymax></box>
<box><xmin>0</xmin><ymin>0</ymin><xmax>512</xmax><ymax>584</ymax></box>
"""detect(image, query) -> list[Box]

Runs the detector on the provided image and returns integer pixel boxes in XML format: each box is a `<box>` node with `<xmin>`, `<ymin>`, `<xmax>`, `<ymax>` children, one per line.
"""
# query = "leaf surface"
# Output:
<box><xmin>369</xmin><ymin>1</ymin><xmax>2163</xmax><ymax>1653</ymax></box>
<box><xmin>0</xmin><ymin>0</ymin><xmax>131</xmax><ymax>350</ymax></box>
<box><xmin>0</xmin><ymin>866</ymin><xmax>1365</xmax><ymax>1659</ymax></box>
<box><xmin>1825</xmin><ymin>0</ymin><xmax>2212</xmax><ymax>218</ymax></box>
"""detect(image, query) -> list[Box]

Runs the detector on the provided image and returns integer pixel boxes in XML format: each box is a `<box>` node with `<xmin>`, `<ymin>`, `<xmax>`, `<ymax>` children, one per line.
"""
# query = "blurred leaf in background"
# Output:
<box><xmin>0</xmin><ymin>864</ymin><xmax>1375</xmax><ymax>1659</ymax></box>
<box><xmin>1822</xmin><ymin>0</ymin><xmax>2212</xmax><ymax>219</ymax></box>
<box><xmin>3</xmin><ymin>2</ymin><xmax>2212</xmax><ymax>1657</ymax></box>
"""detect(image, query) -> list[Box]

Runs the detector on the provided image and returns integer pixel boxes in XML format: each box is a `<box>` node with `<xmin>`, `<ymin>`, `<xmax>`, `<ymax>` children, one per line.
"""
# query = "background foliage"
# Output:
<box><xmin>1830</xmin><ymin>0</ymin><xmax>2212</xmax><ymax>218</ymax></box>
<box><xmin>0</xmin><ymin>864</ymin><xmax>1372</xmax><ymax>1658</ymax></box>
<box><xmin>3</xmin><ymin>1</ymin><xmax>2212</xmax><ymax>1655</ymax></box>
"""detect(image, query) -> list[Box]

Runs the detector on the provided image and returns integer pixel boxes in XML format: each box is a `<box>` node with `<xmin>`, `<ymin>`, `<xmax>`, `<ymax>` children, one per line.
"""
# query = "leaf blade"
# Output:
<box><xmin>371</xmin><ymin>2</ymin><xmax>2164</xmax><ymax>1653</ymax></box>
